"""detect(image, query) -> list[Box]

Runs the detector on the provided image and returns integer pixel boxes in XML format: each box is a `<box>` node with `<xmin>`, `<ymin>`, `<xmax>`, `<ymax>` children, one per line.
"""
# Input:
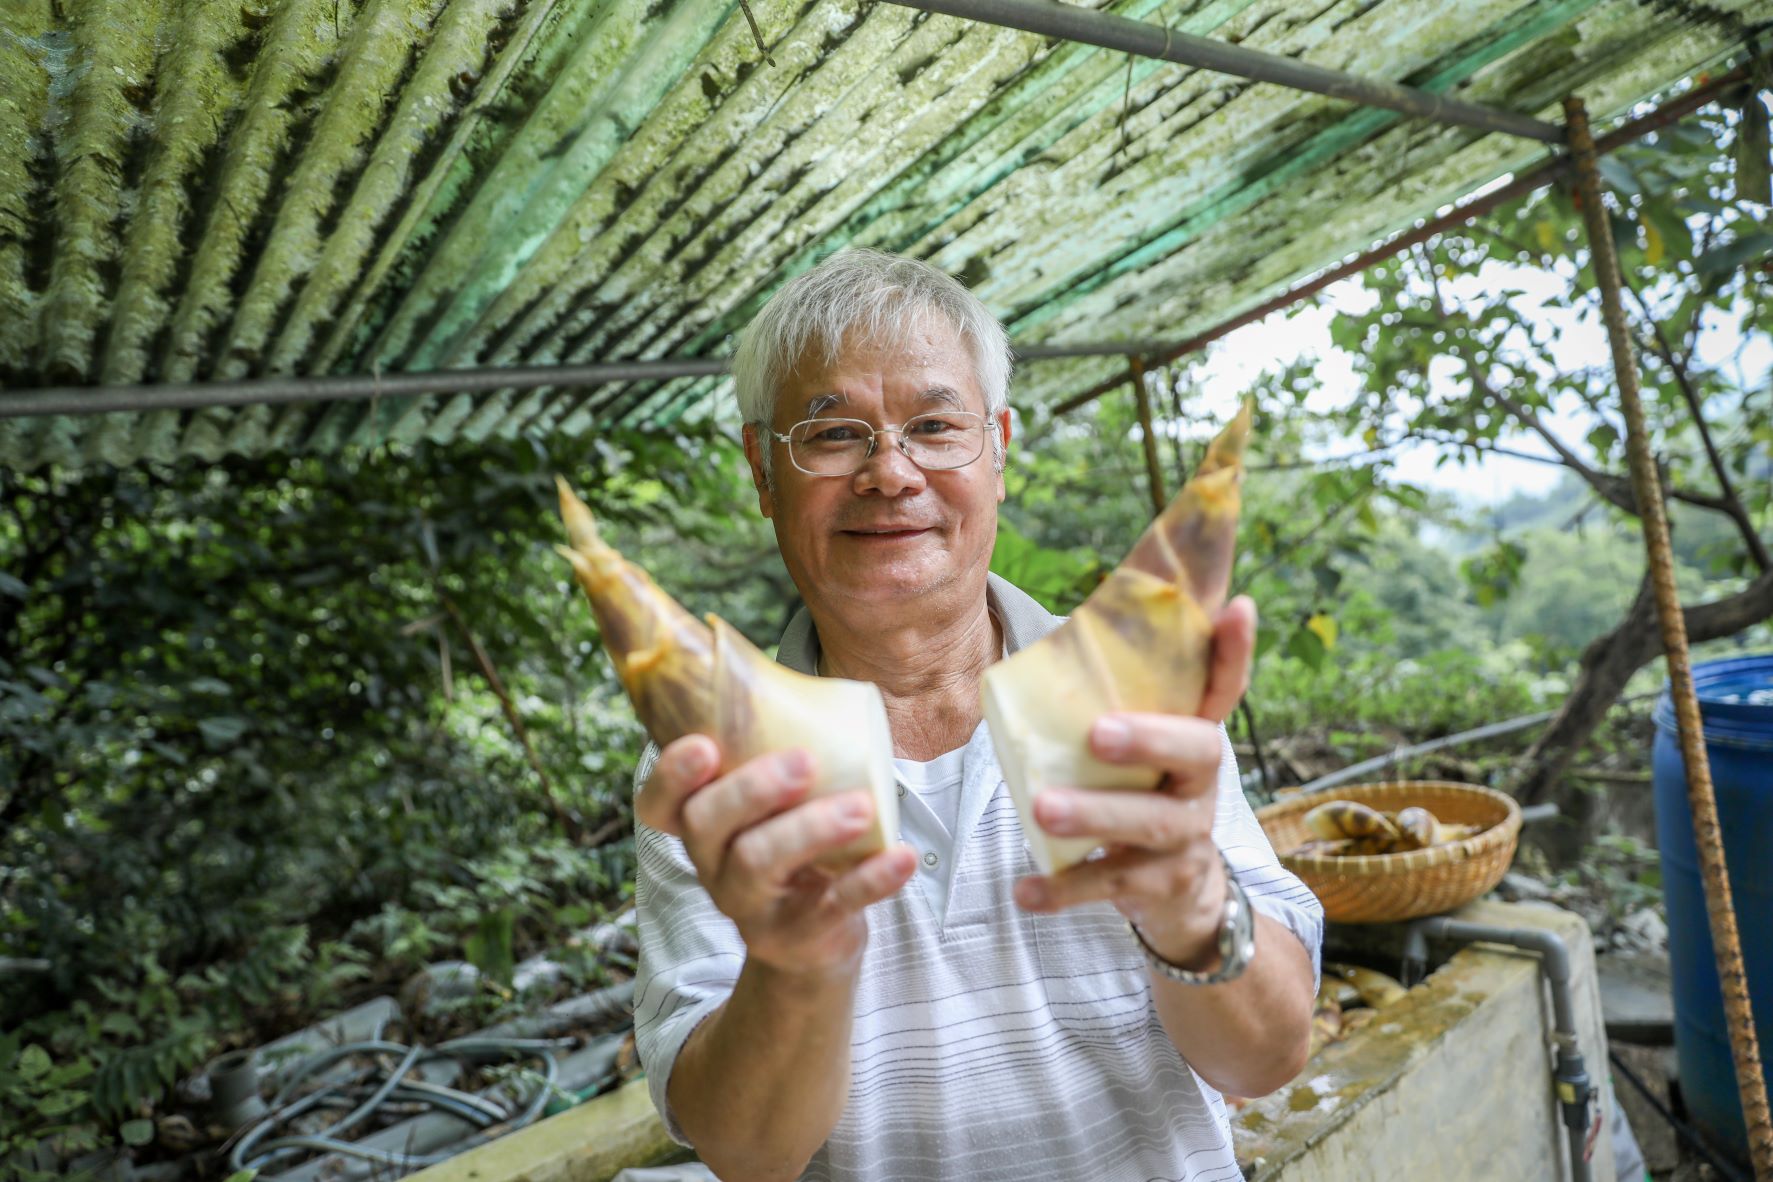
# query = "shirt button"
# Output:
<box><xmin>922</xmin><ymin>851</ymin><xmax>940</xmax><ymax>869</ymax></box>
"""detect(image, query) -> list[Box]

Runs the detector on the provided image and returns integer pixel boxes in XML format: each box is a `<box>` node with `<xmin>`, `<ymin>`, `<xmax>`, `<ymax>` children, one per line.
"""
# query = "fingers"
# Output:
<box><xmin>1033</xmin><ymin>785</ymin><xmax>1213</xmax><ymax>850</ymax></box>
<box><xmin>1088</xmin><ymin>712</ymin><xmax>1223</xmax><ymax>799</ymax></box>
<box><xmin>824</xmin><ymin>844</ymin><xmax>918</xmax><ymax>916</ymax></box>
<box><xmin>1016</xmin><ymin>841</ymin><xmax>1218</xmax><ymax>913</ymax></box>
<box><xmin>721</xmin><ymin>790</ymin><xmax>878</xmax><ymax>895</ymax></box>
<box><xmin>1197</xmin><ymin>595</ymin><xmax>1256</xmax><ymax>724</ymax></box>
<box><xmin>680</xmin><ymin>749</ymin><xmax>814</xmax><ymax>870</ymax></box>
<box><xmin>635</xmin><ymin>734</ymin><xmax>721</xmax><ymax>836</ymax></box>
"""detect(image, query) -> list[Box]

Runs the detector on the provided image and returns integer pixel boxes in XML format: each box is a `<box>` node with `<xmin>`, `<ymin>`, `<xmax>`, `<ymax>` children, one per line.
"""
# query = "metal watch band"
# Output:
<box><xmin>1127</xmin><ymin>852</ymin><xmax>1256</xmax><ymax>986</ymax></box>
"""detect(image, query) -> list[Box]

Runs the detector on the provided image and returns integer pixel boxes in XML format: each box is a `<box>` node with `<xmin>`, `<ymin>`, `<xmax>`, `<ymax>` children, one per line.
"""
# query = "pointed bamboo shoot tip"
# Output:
<box><xmin>1200</xmin><ymin>400</ymin><xmax>1254</xmax><ymax>475</ymax></box>
<box><xmin>555</xmin><ymin>475</ymin><xmax>600</xmax><ymax>550</ymax></box>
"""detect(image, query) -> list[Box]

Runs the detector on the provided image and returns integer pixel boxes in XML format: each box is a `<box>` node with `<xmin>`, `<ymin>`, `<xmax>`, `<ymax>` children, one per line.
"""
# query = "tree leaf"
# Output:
<box><xmin>198</xmin><ymin>717</ymin><xmax>249</xmax><ymax>747</ymax></box>
<box><xmin>1641</xmin><ymin>218</ymin><xmax>1664</xmax><ymax>267</ymax></box>
<box><xmin>101</xmin><ymin>1013</ymin><xmax>143</xmax><ymax>1039</ymax></box>
<box><xmin>1695</xmin><ymin>232</ymin><xmax>1773</xmax><ymax>280</ymax></box>
<box><xmin>1286</xmin><ymin>626</ymin><xmax>1327</xmax><ymax>671</ymax></box>
<box><xmin>35</xmin><ymin>1089</ymin><xmax>88</xmax><ymax>1117</ymax></box>
<box><xmin>18</xmin><ymin>1045</ymin><xmax>51</xmax><ymax>1081</ymax></box>
<box><xmin>1305</xmin><ymin>613</ymin><xmax>1339</xmax><ymax>651</ymax></box>
<box><xmin>120</xmin><ymin>1118</ymin><xmax>155</xmax><ymax>1147</ymax></box>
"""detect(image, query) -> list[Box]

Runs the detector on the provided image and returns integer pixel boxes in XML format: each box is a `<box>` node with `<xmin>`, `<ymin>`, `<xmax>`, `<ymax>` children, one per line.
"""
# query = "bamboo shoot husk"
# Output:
<box><xmin>983</xmin><ymin>402</ymin><xmax>1250</xmax><ymax>872</ymax></box>
<box><xmin>554</xmin><ymin>478</ymin><xmax>897</xmax><ymax>867</ymax></box>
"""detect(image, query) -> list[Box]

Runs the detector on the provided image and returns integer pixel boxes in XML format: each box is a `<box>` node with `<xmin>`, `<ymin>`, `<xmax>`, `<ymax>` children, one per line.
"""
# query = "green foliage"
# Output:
<box><xmin>1562</xmin><ymin>833</ymin><xmax>1665</xmax><ymax>937</ymax></box>
<box><xmin>0</xmin><ymin>1035</ymin><xmax>100</xmax><ymax>1181</ymax></box>
<box><xmin>0</xmin><ymin>424</ymin><xmax>778</xmax><ymax>1168</ymax></box>
<box><xmin>1324</xmin><ymin>97</ymin><xmax>1771</xmax><ymax>589</ymax></box>
<box><xmin>989</xmin><ymin>520</ymin><xmax>1101</xmax><ymax>615</ymax></box>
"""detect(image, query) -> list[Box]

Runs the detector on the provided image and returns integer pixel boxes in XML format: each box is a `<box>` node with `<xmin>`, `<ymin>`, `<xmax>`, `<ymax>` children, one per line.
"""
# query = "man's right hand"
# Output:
<box><xmin>636</xmin><ymin>734</ymin><xmax>917</xmax><ymax>976</ymax></box>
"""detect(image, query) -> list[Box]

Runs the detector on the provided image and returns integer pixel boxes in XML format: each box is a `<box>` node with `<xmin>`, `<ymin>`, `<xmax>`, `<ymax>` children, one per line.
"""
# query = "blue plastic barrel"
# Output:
<box><xmin>1652</xmin><ymin>653</ymin><xmax>1773</xmax><ymax>1166</ymax></box>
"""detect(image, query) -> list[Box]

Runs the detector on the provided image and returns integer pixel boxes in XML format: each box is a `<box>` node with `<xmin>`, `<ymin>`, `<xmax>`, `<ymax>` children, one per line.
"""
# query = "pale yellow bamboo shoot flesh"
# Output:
<box><xmin>983</xmin><ymin>403</ymin><xmax>1251</xmax><ymax>872</ymax></box>
<box><xmin>555</xmin><ymin>478</ymin><xmax>898</xmax><ymax>867</ymax></box>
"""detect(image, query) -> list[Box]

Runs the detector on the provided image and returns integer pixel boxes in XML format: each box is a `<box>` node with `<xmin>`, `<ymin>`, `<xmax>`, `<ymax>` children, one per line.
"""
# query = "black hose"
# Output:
<box><xmin>1607</xmin><ymin>1048</ymin><xmax>1750</xmax><ymax>1182</ymax></box>
<box><xmin>230</xmin><ymin>1035</ymin><xmax>575</xmax><ymax>1175</ymax></box>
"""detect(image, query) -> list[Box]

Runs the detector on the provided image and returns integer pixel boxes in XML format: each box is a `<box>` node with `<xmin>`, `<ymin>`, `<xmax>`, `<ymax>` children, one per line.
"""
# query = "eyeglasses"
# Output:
<box><xmin>769</xmin><ymin>411</ymin><xmax>994</xmax><ymax>477</ymax></box>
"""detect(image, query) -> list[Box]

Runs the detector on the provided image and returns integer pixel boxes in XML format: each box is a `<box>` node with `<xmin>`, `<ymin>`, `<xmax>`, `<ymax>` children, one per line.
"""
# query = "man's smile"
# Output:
<box><xmin>840</xmin><ymin>526</ymin><xmax>933</xmax><ymax>541</ymax></box>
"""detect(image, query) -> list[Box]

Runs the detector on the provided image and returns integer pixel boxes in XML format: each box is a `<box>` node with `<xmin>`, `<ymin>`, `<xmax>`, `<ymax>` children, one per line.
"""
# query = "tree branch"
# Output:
<box><xmin>1513</xmin><ymin>565</ymin><xmax>1773</xmax><ymax>803</ymax></box>
<box><xmin>1622</xmin><ymin>275</ymin><xmax>1771</xmax><ymax>571</ymax></box>
<box><xmin>435</xmin><ymin>588</ymin><xmax>583</xmax><ymax>842</ymax></box>
<box><xmin>1232</xmin><ymin>488</ymin><xmax>1372</xmax><ymax>598</ymax></box>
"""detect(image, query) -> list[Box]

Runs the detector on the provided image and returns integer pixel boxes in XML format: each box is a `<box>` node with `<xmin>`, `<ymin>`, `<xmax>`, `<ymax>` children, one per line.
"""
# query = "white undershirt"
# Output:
<box><xmin>848</xmin><ymin>632</ymin><xmax>1006</xmax><ymax>921</ymax></box>
<box><xmin>892</xmin><ymin>738</ymin><xmax>971</xmax><ymax>919</ymax></box>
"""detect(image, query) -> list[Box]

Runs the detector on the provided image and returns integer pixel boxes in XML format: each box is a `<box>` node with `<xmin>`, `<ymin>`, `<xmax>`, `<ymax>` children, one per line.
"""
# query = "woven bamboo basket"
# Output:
<box><xmin>1255</xmin><ymin>781</ymin><xmax>1523</xmax><ymax>924</ymax></box>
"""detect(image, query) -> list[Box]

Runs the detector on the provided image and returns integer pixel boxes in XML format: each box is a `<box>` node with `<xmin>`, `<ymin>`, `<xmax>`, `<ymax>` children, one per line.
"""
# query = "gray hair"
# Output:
<box><xmin>733</xmin><ymin>248</ymin><xmax>1011</xmax><ymax>482</ymax></box>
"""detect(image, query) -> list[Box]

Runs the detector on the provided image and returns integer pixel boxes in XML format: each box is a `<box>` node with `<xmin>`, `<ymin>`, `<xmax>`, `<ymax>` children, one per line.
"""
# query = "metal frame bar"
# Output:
<box><xmin>0</xmin><ymin>340</ymin><xmax>1212</xmax><ymax>420</ymax></box>
<box><xmin>881</xmin><ymin>0</ymin><xmax>1563</xmax><ymax>142</ymax></box>
<box><xmin>1047</xmin><ymin>61</ymin><xmax>1752</xmax><ymax>419</ymax></box>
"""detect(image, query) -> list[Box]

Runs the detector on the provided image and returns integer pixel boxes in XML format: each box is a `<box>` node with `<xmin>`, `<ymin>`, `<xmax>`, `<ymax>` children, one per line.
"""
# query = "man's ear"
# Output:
<box><xmin>994</xmin><ymin>406</ymin><xmax>1013</xmax><ymax>503</ymax></box>
<box><xmin>741</xmin><ymin>424</ymin><xmax>775</xmax><ymax>519</ymax></box>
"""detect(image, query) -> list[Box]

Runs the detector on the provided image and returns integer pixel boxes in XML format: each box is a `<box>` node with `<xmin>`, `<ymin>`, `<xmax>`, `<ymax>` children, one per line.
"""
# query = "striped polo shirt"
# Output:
<box><xmin>631</xmin><ymin>574</ymin><xmax>1324</xmax><ymax>1181</ymax></box>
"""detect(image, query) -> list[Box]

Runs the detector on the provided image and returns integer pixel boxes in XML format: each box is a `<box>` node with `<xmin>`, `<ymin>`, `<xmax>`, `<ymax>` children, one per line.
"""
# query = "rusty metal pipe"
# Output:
<box><xmin>0</xmin><ymin>339</ymin><xmax>1262</xmax><ymax>420</ymax></box>
<box><xmin>1049</xmin><ymin>62</ymin><xmax>1755</xmax><ymax>419</ymax></box>
<box><xmin>1127</xmin><ymin>355</ymin><xmax>1167</xmax><ymax>514</ymax></box>
<box><xmin>881</xmin><ymin>0</ymin><xmax>1561</xmax><ymax>141</ymax></box>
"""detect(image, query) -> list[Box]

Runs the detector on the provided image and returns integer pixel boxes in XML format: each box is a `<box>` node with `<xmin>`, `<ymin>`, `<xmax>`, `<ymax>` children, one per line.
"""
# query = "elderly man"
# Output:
<box><xmin>629</xmin><ymin>249</ymin><xmax>1321</xmax><ymax>1182</ymax></box>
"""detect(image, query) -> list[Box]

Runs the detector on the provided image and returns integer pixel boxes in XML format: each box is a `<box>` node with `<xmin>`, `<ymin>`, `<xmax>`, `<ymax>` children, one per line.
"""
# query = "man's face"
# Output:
<box><xmin>743</xmin><ymin>316</ymin><xmax>1012</xmax><ymax>612</ymax></box>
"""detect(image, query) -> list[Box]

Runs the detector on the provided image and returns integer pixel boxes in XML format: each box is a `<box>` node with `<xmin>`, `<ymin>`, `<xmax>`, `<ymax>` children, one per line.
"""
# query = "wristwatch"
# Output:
<box><xmin>1127</xmin><ymin>851</ymin><xmax>1256</xmax><ymax>986</ymax></box>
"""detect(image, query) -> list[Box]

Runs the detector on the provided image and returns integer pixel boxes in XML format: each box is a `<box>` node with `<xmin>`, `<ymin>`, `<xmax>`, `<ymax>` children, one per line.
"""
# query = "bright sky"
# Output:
<box><xmin>1187</xmin><ymin>262</ymin><xmax>1771</xmax><ymax>505</ymax></box>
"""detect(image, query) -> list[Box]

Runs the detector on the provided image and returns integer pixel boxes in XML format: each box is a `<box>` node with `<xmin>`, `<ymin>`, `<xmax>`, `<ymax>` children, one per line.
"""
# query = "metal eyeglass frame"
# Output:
<box><xmin>767</xmin><ymin>411</ymin><xmax>997</xmax><ymax>477</ymax></box>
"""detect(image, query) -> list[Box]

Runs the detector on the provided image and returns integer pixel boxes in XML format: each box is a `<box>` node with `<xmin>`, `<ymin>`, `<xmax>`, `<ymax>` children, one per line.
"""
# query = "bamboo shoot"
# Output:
<box><xmin>555</xmin><ymin>477</ymin><xmax>898</xmax><ymax>867</ymax></box>
<box><xmin>983</xmin><ymin>402</ymin><xmax>1251</xmax><ymax>872</ymax></box>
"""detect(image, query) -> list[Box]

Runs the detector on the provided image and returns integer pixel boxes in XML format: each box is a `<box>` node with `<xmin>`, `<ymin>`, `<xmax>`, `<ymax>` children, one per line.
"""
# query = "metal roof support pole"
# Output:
<box><xmin>1127</xmin><ymin>355</ymin><xmax>1167</xmax><ymax>514</ymax></box>
<box><xmin>0</xmin><ymin>340</ymin><xmax>1253</xmax><ymax>420</ymax></box>
<box><xmin>1566</xmin><ymin>93</ymin><xmax>1773</xmax><ymax>1182</ymax></box>
<box><xmin>0</xmin><ymin>359</ymin><xmax>731</xmax><ymax>420</ymax></box>
<box><xmin>882</xmin><ymin>0</ymin><xmax>1562</xmax><ymax>142</ymax></box>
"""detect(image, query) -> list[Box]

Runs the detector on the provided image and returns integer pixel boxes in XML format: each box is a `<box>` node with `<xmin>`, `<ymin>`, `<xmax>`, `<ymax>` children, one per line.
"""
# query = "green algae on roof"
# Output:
<box><xmin>0</xmin><ymin>0</ymin><xmax>1765</xmax><ymax>471</ymax></box>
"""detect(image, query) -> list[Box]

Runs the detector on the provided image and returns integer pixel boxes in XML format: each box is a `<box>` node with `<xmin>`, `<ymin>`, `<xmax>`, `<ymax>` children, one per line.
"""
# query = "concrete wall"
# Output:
<box><xmin>405</xmin><ymin>1076</ymin><xmax>679</xmax><ymax>1182</ymax></box>
<box><xmin>406</xmin><ymin>899</ymin><xmax>1613</xmax><ymax>1182</ymax></box>
<box><xmin>1235</xmin><ymin>899</ymin><xmax>1616</xmax><ymax>1182</ymax></box>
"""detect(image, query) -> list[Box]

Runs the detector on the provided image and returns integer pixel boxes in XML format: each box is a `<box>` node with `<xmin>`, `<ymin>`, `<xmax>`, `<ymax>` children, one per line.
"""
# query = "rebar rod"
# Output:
<box><xmin>1566</xmin><ymin>93</ymin><xmax>1772</xmax><ymax>1182</ymax></box>
<box><xmin>881</xmin><ymin>0</ymin><xmax>1561</xmax><ymax>142</ymax></box>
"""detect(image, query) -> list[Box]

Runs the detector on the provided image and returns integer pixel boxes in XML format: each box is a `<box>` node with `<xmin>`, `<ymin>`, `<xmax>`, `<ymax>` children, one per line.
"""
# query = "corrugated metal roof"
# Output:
<box><xmin>0</xmin><ymin>0</ymin><xmax>1765</xmax><ymax>470</ymax></box>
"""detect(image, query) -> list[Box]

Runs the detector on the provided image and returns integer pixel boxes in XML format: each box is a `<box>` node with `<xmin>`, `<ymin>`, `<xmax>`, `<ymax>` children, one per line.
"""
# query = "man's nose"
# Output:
<box><xmin>851</xmin><ymin>430</ymin><xmax>926</xmax><ymax>495</ymax></box>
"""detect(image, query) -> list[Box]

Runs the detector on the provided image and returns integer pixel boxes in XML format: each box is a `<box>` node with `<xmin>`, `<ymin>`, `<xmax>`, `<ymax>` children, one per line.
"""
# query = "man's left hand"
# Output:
<box><xmin>1012</xmin><ymin>595</ymin><xmax>1257</xmax><ymax>972</ymax></box>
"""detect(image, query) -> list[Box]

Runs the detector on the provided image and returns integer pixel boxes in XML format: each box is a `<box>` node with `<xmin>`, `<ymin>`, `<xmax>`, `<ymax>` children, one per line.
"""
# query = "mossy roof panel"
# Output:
<box><xmin>0</xmin><ymin>0</ymin><xmax>1766</xmax><ymax>469</ymax></box>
